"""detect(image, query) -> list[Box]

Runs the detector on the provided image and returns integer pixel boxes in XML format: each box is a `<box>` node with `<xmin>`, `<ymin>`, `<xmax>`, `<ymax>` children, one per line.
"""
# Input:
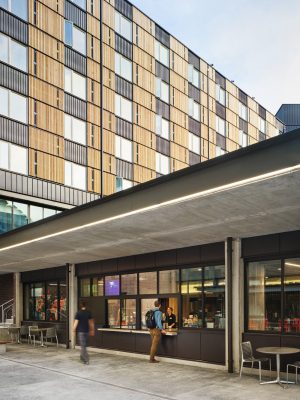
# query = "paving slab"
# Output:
<box><xmin>0</xmin><ymin>344</ymin><xmax>299</xmax><ymax>400</ymax></box>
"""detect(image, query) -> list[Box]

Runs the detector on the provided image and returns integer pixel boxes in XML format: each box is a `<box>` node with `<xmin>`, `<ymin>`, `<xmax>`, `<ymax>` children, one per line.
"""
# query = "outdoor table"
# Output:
<box><xmin>35</xmin><ymin>328</ymin><xmax>48</xmax><ymax>347</ymax></box>
<box><xmin>256</xmin><ymin>346</ymin><xmax>300</xmax><ymax>386</ymax></box>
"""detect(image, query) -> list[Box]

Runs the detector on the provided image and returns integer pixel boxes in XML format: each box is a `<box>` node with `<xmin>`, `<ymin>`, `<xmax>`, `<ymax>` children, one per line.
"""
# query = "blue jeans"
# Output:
<box><xmin>78</xmin><ymin>332</ymin><xmax>89</xmax><ymax>363</ymax></box>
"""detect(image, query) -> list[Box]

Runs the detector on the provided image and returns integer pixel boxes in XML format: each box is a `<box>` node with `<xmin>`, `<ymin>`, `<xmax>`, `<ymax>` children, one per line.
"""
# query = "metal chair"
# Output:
<box><xmin>28</xmin><ymin>326</ymin><xmax>40</xmax><ymax>346</ymax></box>
<box><xmin>240</xmin><ymin>341</ymin><xmax>272</xmax><ymax>381</ymax></box>
<box><xmin>287</xmin><ymin>361</ymin><xmax>300</xmax><ymax>384</ymax></box>
<box><xmin>45</xmin><ymin>327</ymin><xmax>58</xmax><ymax>347</ymax></box>
<box><xmin>19</xmin><ymin>325</ymin><xmax>29</xmax><ymax>343</ymax></box>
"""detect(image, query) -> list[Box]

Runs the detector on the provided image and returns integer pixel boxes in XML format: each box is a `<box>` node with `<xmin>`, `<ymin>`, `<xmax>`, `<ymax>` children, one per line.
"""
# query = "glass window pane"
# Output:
<box><xmin>44</xmin><ymin>208</ymin><xmax>56</xmax><ymax>218</ymax></box>
<box><xmin>10</xmin><ymin>92</ymin><xmax>27</xmax><ymax>123</ymax></box>
<box><xmin>161</xmin><ymin>118</ymin><xmax>169</xmax><ymax>140</ymax></box>
<box><xmin>9</xmin><ymin>144</ymin><xmax>27</xmax><ymax>174</ymax></box>
<box><xmin>115</xmin><ymin>12</ymin><xmax>132</xmax><ymax>42</ymax></box>
<box><xmin>29</xmin><ymin>205</ymin><xmax>43</xmax><ymax>223</ymax></box>
<box><xmin>64</xmin><ymin>114</ymin><xmax>72</xmax><ymax>140</ymax></box>
<box><xmin>80</xmin><ymin>278</ymin><xmax>90</xmax><ymax>297</ymax></box>
<box><xmin>70</xmin><ymin>0</ymin><xmax>86</xmax><ymax>9</ymax></box>
<box><xmin>32</xmin><ymin>283</ymin><xmax>45</xmax><ymax>320</ymax></box>
<box><xmin>105</xmin><ymin>275</ymin><xmax>120</xmax><ymax>296</ymax></box>
<box><xmin>10</xmin><ymin>39</ymin><xmax>27</xmax><ymax>72</ymax></box>
<box><xmin>159</xmin><ymin>270</ymin><xmax>179</xmax><ymax>293</ymax></box>
<box><xmin>0</xmin><ymin>198</ymin><xmax>13</xmax><ymax>233</ymax></box>
<box><xmin>11</xmin><ymin>0</ymin><xmax>27</xmax><ymax>21</ymax></box>
<box><xmin>73</xmin><ymin>26</ymin><xmax>86</xmax><ymax>55</ymax></box>
<box><xmin>0</xmin><ymin>87</ymin><xmax>8</xmax><ymax>118</ymax></box>
<box><xmin>139</xmin><ymin>272</ymin><xmax>157</xmax><ymax>294</ymax></box>
<box><xmin>161</xmin><ymin>81</ymin><xmax>169</xmax><ymax>103</ymax></box>
<box><xmin>181</xmin><ymin>267</ymin><xmax>203</xmax><ymax>328</ymax></box>
<box><xmin>203</xmin><ymin>265</ymin><xmax>225</xmax><ymax>329</ymax></box>
<box><xmin>247</xmin><ymin>260</ymin><xmax>281</xmax><ymax>332</ymax></box>
<box><xmin>141</xmin><ymin>298</ymin><xmax>157</xmax><ymax>329</ymax></box>
<box><xmin>72</xmin><ymin>117</ymin><xmax>86</xmax><ymax>145</ymax></box>
<box><xmin>92</xmin><ymin>277</ymin><xmax>104</xmax><ymax>296</ymax></box>
<box><xmin>115</xmin><ymin>94</ymin><xmax>121</xmax><ymax>118</ymax></box>
<box><xmin>0</xmin><ymin>140</ymin><xmax>9</xmax><ymax>169</ymax></box>
<box><xmin>72</xmin><ymin>71</ymin><xmax>86</xmax><ymax>100</ymax></box>
<box><xmin>12</xmin><ymin>201</ymin><xmax>28</xmax><ymax>229</ymax></box>
<box><xmin>64</xmin><ymin>161</ymin><xmax>72</xmax><ymax>186</ymax></box>
<box><xmin>46</xmin><ymin>282</ymin><xmax>58</xmax><ymax>321</ymax></box>
<box><xmin>64</xmin><ymin>68</ymin><xmax>72</xmax><ymax>93</ymax></box>
<box><xmin>121</xmin><ymin>96</ymin><xmax>132</xmax><ymax>122</ymax></box>
<box><xmin>64</xmin><ymin>20</ymin><xmax>73</xmax><ymax>46</ymax></box>
<box><xmin>107</xmin><ymin>299</ymin><xmax>120</xmax><ymax>328</ymax></box>
<box><xmin>121</xmin><ymin>274</ymin><xmax>137</xmax><ymax>295</ymax></box>
<box><xmin>121</xmin><ymin>299</ymin><xmax>136</xmax><ymax>329</ymax></box>
<box><xmin>0</xmin><ymin>34</ymin><xmax>9</xmax><ymax>64</ymax></box>
<box><xmin>72</xmin><ymin>163</ymin><xmax>86</xmax><ymax>190</ymax></box>
<box><xmin>121</xmin><ymin>136</ymin><xmax>132</xmax><ymax>162</ymax></box>
<box><xmin>59</xmin><ymin>282</ymin><xmax>67</xmax><ymax>320</ymax></box>
<box><xmin>284</xmin><ymin>258</ymin><xmax>300</xmax><ymax>333</ymax></box>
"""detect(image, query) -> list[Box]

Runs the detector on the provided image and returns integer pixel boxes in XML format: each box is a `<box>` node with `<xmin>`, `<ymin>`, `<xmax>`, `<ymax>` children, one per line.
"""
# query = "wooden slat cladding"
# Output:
<box><xmin>116</xmin><ymin>117</ymin><xmax>132</xmax><ymax>139</ymax></box>
<box><xmin>102</xmin><ymin>1</ymin><xmax>115</xmax><ymax>29</ymax></box>
<box><xmin>29</xmin><ymin>99</ymin><xmax>64</xmax><ymax>136</ymax></box>
<box><xmin>103</xmin><ymin>87</ymin><xmax>115</xmax><ymax>113</ymax></box>
<box><xmin>0</xmin><ymin>116</ymin><xmax>28</xmax><ymax>147</ymax></box>
<box><xmin>134</xmin><ymin>164</ymin><xmax>154</xmax><ymax>183</ymax></box>
<box><xmin>115</xmin><ymin>0</ymin><xmax>132</xmax><ymax>19</ymax></box>
<box><xmin>0</xmin><ymin>63</ymin><xmax>28</xmax><ymax>95</ymax></box>
<box><xmin>155</xmin><ymin>25</ymin><xmax>170</xmax><ymax>47</ymax></box>
<box><xmin>87</xmin><ymin>167</ymin><xmax>101</xmax><ymax>194</ymax></box>
<box><xmin>103</xmin><ymin>43</ymin><xmax>114</xmax><ymax>70</ymax></box>
<box><xmin>87</xmin><ymin>58</ymin><xmax>101</xmax><ymax>83</ymax></box>
<box><xmin>64</xmin><ymin>0</ymin><xmax>86</xmax><ymax>30</ymax></box>
<box><xmin>133</xmin><ymin>48</ymin><xmax>153</xmax><ymax>74</ymax></box>
<box><xmin>64</xmin><ymin>93</ymin><xmax>87</xmax><ymax>120</ymax></box>
<box><xmin>173</xmin><ymin>125</ymin><xmax>188</xmax><ymax>148</ymax></box>
<box><xmin>137</xmin><ymin>105</ymin><xmax>156</xmax><ymax>132</ymax></box>
<box><xmin>29</xmin><ymin>49</ymin><xmax>64</xmax><ymax>88</ymax></box>
<box><xmin>133</xmin><ymin>125</ymin><xmax>155</xmax><ymax>149</ymax></box>
<box><xmin>103</xmin><ymin>153</ymin><xmax>116</xmax><ymax>174</ymax></box>
<box><xmin>188</xmin><ymin>83</ymin><xmax>200</xmax><ymax>103</ymax></box>
<box><xmin>134</xmin><ymin>26</ymin><xmax>154</xmax><ymax>56</ymax></box>
<box><xmin>116</xmin><ymin>159</ymin><xmax>133</xmax><ymax>180</ymax></box>
<box><xmin>171</xmin><ymin>142</ymin><xmax>188</xmax><ymax>163</ymax></box>
<box><xmin>115</xmin><ymin>75</ymin><xmax>133</xmax><ymax>99</ymax></box>
<box><xmin>103</xmin><ymin>110</ymin><xmax>116</xmax><ymax>132</ymax></box>
<box><xmin>156</xmin><ymin>136</ymin><xmax>170</xmax><ymax>156</ymax></box>
<box><xmin>29</xmin><ymin>127</ymin><xmax>64</xmax><ymax>156</ymax></box>
<box><xmin>133</xmin><ymin>63</ymin><xmax>155</xmax><ymax>94</ymax></box>
<box><xmin>64</xmin><ymin>47</ymin><xmax>87</xmax><ymax>75</ymax></box>
<box><xmin>103</xmin><ymin>129</ymin><xmax>115</xmax><ymax>154</ymax></box>
<box><xmin>155</xmin><ymin>61</ymin><xmax>169</xmax><ymax>83</ymax></box>
<box><xmin>29</xmin><ymin>26</ymin><xmax>64</xmax><ymax>63</ymax></box>
<box><xmin>87</xmin><ymin>78</ymin><xmax>101</xmax><ymax>107</ymax></box>
<box><xmin>170</xmin><ymin>106</ymin><xmax>185</xmax><ymax>129</ymax></box>
<box><xmin>115</xmin><ymin>34</ymin><xmax>132</xmax><ymax>59</ymax></box>
<box><xmin>156</xmin><ymin>99</ymin><xmax>169</xmax><ymax>120</ymax></box>
<box><xmin>29</xmin><ymin>149</ymin><xmax>64</xmax><ymax>184</ymax></box>
<box><xmin>87</xmin><ymin>33</ymin><xmax>101</xmax><ymax>62</ymax></box>
<box><xmin>87</xmin><ymin>103</ymin><xmax>101</xmax><ymax>126</ymax></box>
<box><xmin>133</xmin><ymin>8</ymin><xmax>154</xmax><ymax>35</ymax></box>
<box><xmin>29</xmin><ymin>78</ymin><xmax>64</xmax><ymax>110</ymax></box>
<box><xmin>87</xmin><ymin>14</ymin><xmax>100</xmax><ymax>40</ymax></box>
<box><xmin>103</xmin><ymin>172</ymin><xmax>115</xmax><ymax>196</ymax></box>
<box><xmin>87</xmin><ymin>147</ymin><xmax>101</xmax><ymax>169</ymax></box>
<box><xmin>133</xmin><ymin>86</ymin><xmax>154</xmax><ymax>112</ymax></box>
<box><xmin>65</xmin><ymin>139</ymin><xmax>87</xmax><ymax>165</ymax></box>
<box><xmin>135</xmin><ymin>144</ymin><xmax>156</xmax><ymax>170</ymax></box>
<box><xmin>172</xmin><ymin>52</ymin><xmax>188</xmax><ymax>78</ymax></box>
<box><xmin>170</xmin><ymin>71</ymin><xmax>186</xmax><ymax>95</ymax></box>
<box><xmin>0</xmin><ymin>9</ymin><xmax>28</xmax><ymax>44</ymax></box>
<box><xmin>34</xmin><ymin>2</ymin><xmax>63</xmax><ymax>41</ymax></box>
<box><xmin>87</xmin><ymin>123</ymin><xmax>101</xmax><ymax>149</ymax></box>
<box><xmin>38</xmin><ymin>0</ymin><xmax>64</xmax><ymax>15</ymax></box>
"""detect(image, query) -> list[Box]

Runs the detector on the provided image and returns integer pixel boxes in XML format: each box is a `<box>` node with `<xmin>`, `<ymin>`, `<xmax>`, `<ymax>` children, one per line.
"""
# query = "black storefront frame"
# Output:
<box><xmin>23</xmin><ymin>279</ymin><xmax>66</xmax><ymax>323</ymax></box>
<box><xmin>78</xmin><ymin>262</ymin><xmax>226</xmax><ymax>333</ymax></box>
<box><xmin>244</xmin><ymin>255</ymin><xmax>300</xmax><ymax>336</ymax></box>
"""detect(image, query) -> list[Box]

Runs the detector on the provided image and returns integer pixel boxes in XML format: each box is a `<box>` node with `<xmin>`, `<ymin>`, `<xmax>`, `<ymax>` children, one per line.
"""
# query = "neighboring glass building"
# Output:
<box><xmin>276</xmin><ymin>104</ymin><xmax>300</xmax><ymax>132</ymax></box>
<box><xmin>0</xmin><ymin>0</ymin><xmax>284</xmax><ymax>235</ymax></box>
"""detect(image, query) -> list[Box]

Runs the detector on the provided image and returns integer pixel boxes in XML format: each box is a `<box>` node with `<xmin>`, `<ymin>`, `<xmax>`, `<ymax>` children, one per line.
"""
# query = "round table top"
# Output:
<box><xmin>257</xmin><ymin>346</ymin><xmax>300</xmax><ymax>355</ymax></box>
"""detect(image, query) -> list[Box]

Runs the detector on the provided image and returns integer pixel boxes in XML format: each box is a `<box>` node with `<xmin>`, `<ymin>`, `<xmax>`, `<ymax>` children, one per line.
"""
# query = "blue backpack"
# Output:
<box><xmin>145</xmin><ymin>309</ymin><xmax>157</xmax><ymax>329</ymax></box>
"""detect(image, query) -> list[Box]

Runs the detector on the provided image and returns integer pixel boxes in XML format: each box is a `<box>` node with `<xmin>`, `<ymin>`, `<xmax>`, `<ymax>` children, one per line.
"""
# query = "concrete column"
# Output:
<box><xmin>68</xmin><ymin>264</ymin><xmax>77</xmax><ymax>349</ymax></box>
<box><xmin>14</xmin><ymin>273</ymin><xmax>23</xmax><ymax>326</ymax></box>
<box><xmin>232</xmin><ymin>239</ymin><xmax>244</xmax><ymax>373</ymax></box>
<box><xmin>225</xmin><ymin>238</ymin><xmax>233</xmax><ymax>373</ymax></box>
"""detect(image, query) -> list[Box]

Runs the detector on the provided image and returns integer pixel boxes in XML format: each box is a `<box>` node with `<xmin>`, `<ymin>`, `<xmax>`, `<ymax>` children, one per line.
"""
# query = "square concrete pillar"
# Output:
<box><xmin>14</xmin><ymin>273</ymin><xmax>23</xmax><ymax>326</ymax></box>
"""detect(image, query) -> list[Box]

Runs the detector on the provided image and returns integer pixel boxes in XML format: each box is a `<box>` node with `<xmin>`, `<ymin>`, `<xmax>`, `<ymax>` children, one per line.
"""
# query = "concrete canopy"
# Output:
<box><xmin>0</xmin><ymin>130</ymin><xmax>300</xmax><ymax>273</ymax></box>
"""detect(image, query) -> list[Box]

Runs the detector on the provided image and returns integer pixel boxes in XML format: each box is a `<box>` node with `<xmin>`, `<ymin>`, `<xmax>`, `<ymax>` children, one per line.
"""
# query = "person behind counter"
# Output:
<box><xmin>165</xmin><ymin>307</ymin><xmax>176</xmax><ymax>329</ymax></box>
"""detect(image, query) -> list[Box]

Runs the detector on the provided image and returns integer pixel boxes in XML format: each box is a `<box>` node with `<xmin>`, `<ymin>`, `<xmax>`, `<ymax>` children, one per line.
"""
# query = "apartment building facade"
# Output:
<box><xmin>0</xmin><ymin>0</ymin><xmax>284</xmax><ymax>235</ymax></box>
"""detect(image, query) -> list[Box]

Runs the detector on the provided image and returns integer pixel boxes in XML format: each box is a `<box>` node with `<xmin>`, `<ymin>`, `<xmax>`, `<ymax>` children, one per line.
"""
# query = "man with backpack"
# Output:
<box><xmin>146</xmin><ymin>300</ymin><xmax>166</xmax><ymax>363</ymax></box>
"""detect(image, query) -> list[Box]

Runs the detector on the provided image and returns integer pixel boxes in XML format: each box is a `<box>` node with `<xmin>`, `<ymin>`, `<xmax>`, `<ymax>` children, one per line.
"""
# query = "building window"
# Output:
<box><xmin>239</xmin><ymin>102</ymin><xmax>248</xmax><ymax>121</ymax></box>
<box><xmin>105</xmin><ymin>275</ymin><xmax>120</xmax><ymax>296</ymax></box>
<box><xmin>141</xmin><ymin>298</ymin><xmax>158</xmax><ymax>329</ymax></box>
<box><xmin>188</xmin><ymin>64</ymin><xmax>200</xmax><ymax>88</ymax></box>
<box><xmin>239</xmin><ymin>130</ymin><xmax>248</xmax><ymax>148</ymax></box>
<box><xmin>64</xmin><ymin>68</ymin><xmax>86</xmax><ymax>100</ymax></box>
<box><xmin>64</xmin><ymin>114</ymin><xmax>86</xmax><ymax>145</ymax></box>
<box><xmin>1</xmin><ymin>0</ymin><xmax>27</xmax><ymax>21</ymax></box>
<box><xmin>216</xmin><ymin>146</ymin><xmax>225</xmax><ymax>156</ymax></box>
<box><xmin>284</xmin><ymin>258</ymin><xmax>300</xmax><ymax>333</ymax></box>
<box><xmin>188</xmin><ymin>132</ymin><xmax>200</xmax><ymax>155</ymax></box>
<box><xmin>116</xmin><ymin>176</ymin><xmax>133</xmax><ymax>192</ymax></box>
<box><xmin>0</xmin><ymin>86</ymin><xmax>27</xmax><ymax>124</ymax></box>
<box><xmin>70</xmin><ymin>0</ymin><xmax>86</xmax><ymax>10</ymax></box>
<box><xmin>159</xmin><ymin>270</ymin><xmax>179</xmax><ymax>294</ymax></box>
<box><xmin>115</xmin><ymin>52</ymin><xmax>132</xmax><ymax>82</ymax></box>
<box><xmin>139</xmin><ymin>272</ymin><xmax>157</xmax><ymax>294</ymax></box>
<box><xmin>156</xmin><ymin>115</ymin><xmax>169</xmax><ymax>140</ymax></box>
<box><xmin>188</xmin><ymin>98</ymin><xmax>200</xmax><ymax>121</ymax></box>
<box><xmin>12</xmin><ymin>201</ymin><xmax>28</xmax><ymax>229</ymax></box>
<box><xmin>156</xmin><ymin>78</ymin><xmax>169</xmax><ymax>104</ymax></box>
<box><xmin>155</xmin><ymin>41</ymin><xmax>169</xmax><ymax>68</ymax></box>
<box><xmin>216</xmin><ymin>115</ymin><xmax>226</xmax><ymax>136</ymax></box>
<box><xmin>115</xmin><ymin>11</ymin><xmax>132</xmax><ymax>42</ymax></box>
<box><xmin>0</xmin><ymin>140</ymin><xmax>28</xmax><ymax>175</ymax></box>
<box><xmin>115</xmin><ymin>94</ymin><xmax>132</xmax><ymax>122</ymax></box>
<box><xmin>156</xmin><ymin>152</ymin><xmax>170</xmax><ymax>175</ymax></box>
<box><xmin>64</xmin><ymin>161</ymin><xmax>86</xmax><ymax>190</ymax></box>
<box><xmin>259</xmin><ymin>117</ymin><xmax>266</xmax><ymax>134</ymax></box>
<box><xmin>64</xmin><ymin>20</ymin><xmax>86</xmax><ymax>55</ymax></box>
<box><xmin>216</xmin><ymin>85</ymin><xmax>226</xmax><ymax>106</ymax></box>
<box><xmin>115</xmin><ymin>136</ymin><xmax>132</xmax><ymax>163</ymax></box>
<box><xmin>107</xmin><ymin>299</ymin><xmax>120</xmax><ymax>328</ymax></box>
<box><xmin>121</xmin><ymin>299</ymin><xmax>136</xmax><ymax>329</ymax></box>
<box><xmin>0</xmin><ymin>33</ymin><xmax>27</xmax><ymax>72</ymax></box>
<box><xmin>121</xmin><ymin>274</ymin><xmax>137</xmax><ymax>295</ymax></box>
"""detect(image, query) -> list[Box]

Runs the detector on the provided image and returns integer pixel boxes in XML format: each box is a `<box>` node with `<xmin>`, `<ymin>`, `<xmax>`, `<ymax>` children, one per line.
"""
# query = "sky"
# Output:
<box><xmin>131</xmin><ymin>0</ymin><xmax>300</xmax><ymax>114</ymax></box>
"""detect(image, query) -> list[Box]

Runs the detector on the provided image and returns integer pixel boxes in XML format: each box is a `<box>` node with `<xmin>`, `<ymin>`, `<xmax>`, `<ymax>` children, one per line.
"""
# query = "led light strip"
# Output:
<box><xmin>0</xmin><ymin>164</ymin><xmax>300</xmax><ymax>254</ymax></box>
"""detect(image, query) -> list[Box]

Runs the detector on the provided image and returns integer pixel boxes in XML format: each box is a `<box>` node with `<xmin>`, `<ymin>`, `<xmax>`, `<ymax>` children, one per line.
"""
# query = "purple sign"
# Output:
<box><xmin>105</xmin><ymin>278</ymin><xmax>120</xmax><ymax>296</ymax></box>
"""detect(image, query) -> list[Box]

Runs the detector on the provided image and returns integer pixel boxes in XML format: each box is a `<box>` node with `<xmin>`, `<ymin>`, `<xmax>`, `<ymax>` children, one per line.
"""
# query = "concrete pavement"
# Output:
<box><xmin>0</xmin><ymin>344</ymin><xmax>299</xmax><ymax>400</ymax></box>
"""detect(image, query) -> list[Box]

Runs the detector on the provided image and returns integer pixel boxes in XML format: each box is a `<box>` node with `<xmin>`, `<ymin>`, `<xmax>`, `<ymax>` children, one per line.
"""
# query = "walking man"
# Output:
<box><xmin>73</xmin><ymin>301</ymin><xmax>95</xmax><ymax>364</ymax></box>
<box><xmin>149</xmin><ymin>300</ymin><xmax>165</xmax><ymax>363</ymax></box>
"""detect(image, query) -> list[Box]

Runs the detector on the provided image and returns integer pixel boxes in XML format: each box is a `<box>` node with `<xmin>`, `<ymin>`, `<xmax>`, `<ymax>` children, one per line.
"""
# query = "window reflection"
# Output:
<box><xmin>13</xmin><ymin>202</ymin><xmax>28</xmax><ymax>229</ymax></box>
<box><xmin>121</xmin><ymin>299</ymin><xmax>136</xmax><ymax>329</ymax></box>
<box><xmin>139</xmin><ymin>272</ymin><xmax>157</xmax><ymax>294</ymax></box>
<box><xmin>141</xmin><ymin>298</ymin><xmax>157</xmax><ymax>330</ymax></box>
<box><xmin>46</xmin><ymin>282</ymin><xmax>58</xmax><ymax>321</ymax></box>
<box><xmin>107</xmin><ymin>299</ymin><xmax>120</xmax><ymax>328</ymax></box>
<box><xmin>284</xmin><ymin>258</ymin><xmax>300</xmax><ymax>333</ymax></box>
<box><xmin>0</xmin><ymin>198</ymin><xmax>13</xmax><ymax>233</ymax></box>
<box><xmin>181</xmin><ymin>268</ymin><xmax>203</xmax><ymax>328</ymax></box>
<box><xmin>203</xmin><ymin>266</ymin><xmax>225</xmax><ymax>329</ymax></box>
<box><xmin>121</xmin><ymin>274</ymin><xmax>137</xmax><ymax>295</ymax></box>
<box><xmin>159</xmin><ymin>270</ymin><xmax>179</xmax><ymax>294</ymax></box>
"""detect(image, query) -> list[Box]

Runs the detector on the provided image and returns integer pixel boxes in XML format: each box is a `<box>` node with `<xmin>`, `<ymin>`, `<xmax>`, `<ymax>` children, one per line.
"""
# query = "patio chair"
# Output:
<box><xmin>19</xmin><ymin>325</ymin><xmax>29</xmax><ymax>343</ymax></box>
<box><xmin>8</xmin><ymin>326</ymin><xmax>19</xmax><ymax>343</ymax></box>
<box><xmin>45</xmin><ymin>327</ymin><xmax>58</xmax><ymax>347</ymax></box>
<box><xmin>28</xmin><ymin>326</ymin><xmax>40</xmax><ymax>346</ymax></box>
<box><xmin>239</xmin><ymin>341</ymin><xmax>272</xmax><ymax>381</ymax></box>
<box><xmin>287</xmin><ymin>361</ymin><xmax>300</xmax><ymax>384</ymax></box>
